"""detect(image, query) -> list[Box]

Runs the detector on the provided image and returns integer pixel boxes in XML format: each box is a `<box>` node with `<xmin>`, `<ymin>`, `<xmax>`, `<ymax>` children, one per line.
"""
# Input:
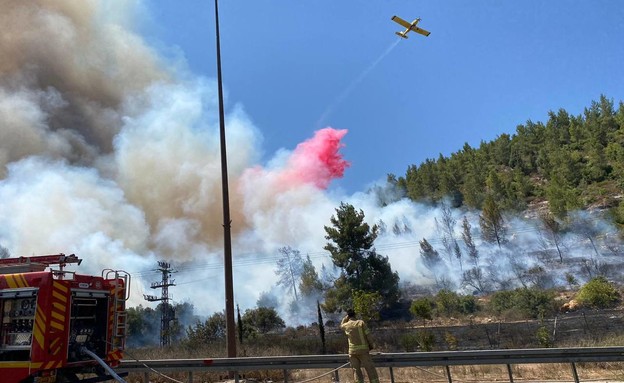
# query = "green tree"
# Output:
<box><xmin>486</xmin><ymin>168</ymin><xmax>505</xmax><ymax>199</ymax></box>
<box><xmin>479</xmin><ymin>194</ymin><xmax>507</xmax><ymax>248</ymax></box>
<box><xmin>126</xmin><ymin>305</ymin><xmax>159</xmax><ymax>347</ymax></box>
<box><xmin>242</xmin><ymin>307</ymin><xmax>285</xmax><ymax>335</ymax></box>
<box><xmin>185</xmin><ymin>311</ymin><xmax>226</xmax><ymax>347</ymax></box>
<box><xmin>461</xmin><ymin>216</ymin><xmax>479</xmax><ymax>266</ymax></box>
<box><xmin>323</xmin><ymin>203</ymin><xmax>400</xmax><ymax>311</ymax></box>
<box><xmin>461</xmin><ymin>144</ymin><xmax>487</xmax><ymax>208</ymax></box>
<box><xmin>322</xmin><ymin>276</ymin><xmax>352</xmax><ymax>313</ymax></box>
<box><xmin>539</xmin><ymin>212</ymin><xmax>565</xmax><ymax>262</ymax></box>
<box><xmin>324</xmin><ymin>203</ymin><xmax>376</xmax><ymax>276</ymax></box>
<box><xmin>352</xmin><ymin>290</ymin><xmax>383</xmax><ymax>323</ymax></box>
<box><xmin>546</xmin><ymin>171</ymin><xmax>581</xmax><ymax>218</ymax></box>
<box><xmin>612</xmin><ymin>199</ymin><xmax>624</xmax><ymax>232</ymax></box>
<box><xmin>606</xmin><ymin>140</ymin><xmax>624</xmax><ymax>188</ymax></box>
<box><xmin>299</xmin><ymin>255</ymin><xmax>324</xmax><ymax>297</ymax></box>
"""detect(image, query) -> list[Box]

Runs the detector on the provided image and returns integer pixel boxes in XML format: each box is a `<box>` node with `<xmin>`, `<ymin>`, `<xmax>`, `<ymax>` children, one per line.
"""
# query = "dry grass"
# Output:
<box><xmin>293</xmin><ymin>363</ymin><xmax>624</xmax><ymax>383</ymax></box>
<box><xmin>124</xmin><ymin>309</ymin><xmax>624</xmax><ymax>383</ymax></box>
<box><xmin>124</xmin><ymin>354</ymin><xmax>624</xmax><ymax>383</ymax></box>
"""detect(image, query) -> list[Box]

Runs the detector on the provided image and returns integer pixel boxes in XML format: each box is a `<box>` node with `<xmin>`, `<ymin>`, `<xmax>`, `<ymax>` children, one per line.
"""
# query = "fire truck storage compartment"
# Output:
<box><xmin>0</xmin><ymin>288</ymin><xmax>38</xmax><ymax>361</ymax></box>
<box><xmin>68</xmin><ymin>289</ymin><xmax>109</xmax><ymax>362</ymax></box>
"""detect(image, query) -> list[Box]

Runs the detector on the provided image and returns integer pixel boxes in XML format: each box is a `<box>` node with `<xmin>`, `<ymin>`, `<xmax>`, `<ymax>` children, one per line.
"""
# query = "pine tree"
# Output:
<box><xmin>479</xmin><ymin>194</ymin><xmax>507</xmax><ymax>248</ymax></box>
<box><xmin>299</xmin><ymin>255</ymin><xmax>324</xmax><ymax>297</ymax></box>
<box><xmin>323</xmin><ymin>203</ymin><xmax>400</xmax><ymax>311</ymax></box>
<box><xmin>419</xmin><ymin>238</ymin><xmax>442</xmax><ymax>270</ymax></box>
<box><xmin>437</xmin><ymin>203</ymin><xmax>460</xmax><ymax>265</ymax></box>
<box><xmin>539</xmin><ymin>212</ymin><xmax>565</xmax><ymax>263</ymax></box>
<box><xmin>461</xmin><ymin>216</ymin><xmax>479</xmax><ymax>266</ymax></box>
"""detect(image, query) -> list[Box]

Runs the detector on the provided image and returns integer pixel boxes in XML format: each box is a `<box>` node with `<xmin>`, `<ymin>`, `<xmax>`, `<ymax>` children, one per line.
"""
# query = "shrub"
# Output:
<box><xmin>458</xmin><ymin>295</ymin><xmax>479</xmax><ymax>314</ymax></box>
<box><xmin>489</xmin><ymin>290</ymin><xmax>516</xmax><ymax>315</ymax></box>
<box><xmin>435</xmin><ymin>289</ymin><xmax>460</xmax><ymax>317</ymax></box>
<box><xmin>185</xmin><ymin>311</ymin><xmax>226</xmax><ymax>348</ymax></box>
<box><xmin>434</xmin><ymin>290</ymin><xmax>480</xmax><ymax>317</ymax></box>
<box><xmin>444</xmin><ymin>331</ymin><xmax>458</xmax><ymax>350</ymax></box>
<box><xmin>489</xmin><ymin>288</ymin><xmax>557</xmax><ymax>319</ymax></box>
<box><xmin>514</xmin><ymin>288</ymin><xmax>557</xmax><ymax>319</ymax></box>
<box><xmin>415</xmin><ymin>330</ymin><xmax>436</xmax><ymax>351</ymax></box>
<box><xmin>536</xmin><ymin>326</ymin><xmax>553</xmax><ymax>348</ymax></box>
<box><xmin>242</xmin><ymin>307</ymin><xmax>286</xmax><ymax>335</ymax></box>
<box><xmin>576</xmin><ymin>277</ymin><xmax>620</xmax><ymax>309</ymax></box>
<box><xmin>410</xmin><ymin>298</ymin><xmax>434</xmax><ymax>325</ymax></box>
<box><xmin>399</xmin><ymin>333</ymin><xmax>419</xmax><ymax>352</ymax></box>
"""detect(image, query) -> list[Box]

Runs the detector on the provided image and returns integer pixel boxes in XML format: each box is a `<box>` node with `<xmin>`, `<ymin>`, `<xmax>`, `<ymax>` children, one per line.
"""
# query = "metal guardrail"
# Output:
<box><xmin>118</xmin><ymin>346</ymin><xmax>624</xmax><ymax>383</ymax></box>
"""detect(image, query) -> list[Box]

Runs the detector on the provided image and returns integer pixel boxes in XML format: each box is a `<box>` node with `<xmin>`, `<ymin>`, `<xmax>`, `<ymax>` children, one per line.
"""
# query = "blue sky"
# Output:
<box><xmin>141</xmin><ymin>1</ymin><xmax>624</xmax><ymax>194</ymax></box>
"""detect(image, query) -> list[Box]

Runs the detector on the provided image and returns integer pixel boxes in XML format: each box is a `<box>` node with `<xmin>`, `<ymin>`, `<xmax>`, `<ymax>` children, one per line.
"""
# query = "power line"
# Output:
<box><xmin>129</xmin><ymin>215</ymin><xmax>619</xmax><ymax>280</ymax></box>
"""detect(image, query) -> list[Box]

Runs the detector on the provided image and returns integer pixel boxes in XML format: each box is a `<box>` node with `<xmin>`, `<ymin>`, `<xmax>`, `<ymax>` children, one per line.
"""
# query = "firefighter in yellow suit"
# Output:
<box><xmin>340</xmin><ymin>309</ymin><xmax>380</xmax><ymax>383</ymax></box>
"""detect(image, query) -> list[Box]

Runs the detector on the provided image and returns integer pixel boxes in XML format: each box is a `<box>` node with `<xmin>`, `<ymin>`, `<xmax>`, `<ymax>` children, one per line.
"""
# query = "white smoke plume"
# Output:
<box><xmin>0</xmin><ymin>0</ymin><xmax>350</xmax><ymax>317</ymax></box>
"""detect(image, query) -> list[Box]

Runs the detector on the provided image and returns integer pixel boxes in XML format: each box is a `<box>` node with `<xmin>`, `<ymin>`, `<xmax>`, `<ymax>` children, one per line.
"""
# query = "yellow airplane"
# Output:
<box><xmin>391</xmin><ymin>15</ymin><xmax>431</xmax><ymax>38</ymax></box>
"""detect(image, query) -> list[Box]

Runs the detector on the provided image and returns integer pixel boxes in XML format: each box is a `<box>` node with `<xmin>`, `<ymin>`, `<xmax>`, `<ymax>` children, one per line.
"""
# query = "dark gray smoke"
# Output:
<box><xmin>0</xmin><ymin>1</ymin><xmax>168</xmax><ymax>172</ymax></box>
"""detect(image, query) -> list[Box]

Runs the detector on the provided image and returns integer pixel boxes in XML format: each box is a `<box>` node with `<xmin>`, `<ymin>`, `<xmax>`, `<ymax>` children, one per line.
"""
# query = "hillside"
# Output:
<box><xmin>391</xmin><ymin>95</ymin><xmax>624</xmax><ymax>229</ymax></box>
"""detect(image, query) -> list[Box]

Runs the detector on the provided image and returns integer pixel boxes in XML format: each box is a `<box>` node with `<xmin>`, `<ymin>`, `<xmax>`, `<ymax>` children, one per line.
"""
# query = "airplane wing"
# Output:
<box><xmin>391</xmin><ymin>15</ymin><xmax>412</xmax><ymax>29</ymax></box>
<box><xmin>412</xmin><ymin>26</ymin><xmax>431</xmax><ymax>37</ymax></box>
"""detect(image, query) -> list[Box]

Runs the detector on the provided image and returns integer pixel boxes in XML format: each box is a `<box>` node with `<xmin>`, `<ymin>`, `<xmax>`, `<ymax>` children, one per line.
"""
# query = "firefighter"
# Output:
<box><xmin>340</xmin><ymin>308</ymin><xmax>379</xmax><ymax>383</ymax></box>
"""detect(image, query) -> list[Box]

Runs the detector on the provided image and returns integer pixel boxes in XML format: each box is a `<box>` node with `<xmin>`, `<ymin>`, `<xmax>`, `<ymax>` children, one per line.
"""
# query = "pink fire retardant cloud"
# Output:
<box><xmin>243</xmin><ymin>128</ymin><xmax>350</xmax><ymax>191</ymax></box>
<box><xmin>284</xmin><ymin>128</ymin><xmax>350</xmax><ymax>189</ymax></box>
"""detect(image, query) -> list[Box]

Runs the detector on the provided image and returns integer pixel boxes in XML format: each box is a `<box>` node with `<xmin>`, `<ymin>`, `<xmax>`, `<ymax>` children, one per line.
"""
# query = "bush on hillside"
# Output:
<box><xmin>410</xmin><ymin>297</ymin><xmax>434</xmax><ymax>325</ymax></box>
<box><xmin>576</xmin><ymin>276</ymin><xmax>620</xmax><ymax>309</ymax></box>
<box><xmin>434</xmin><ymin>289</ymin><xmax>479</xmax><ymax>317</ymax></box>
<box><xmin>489</xmin><ymin>288</ymin><xmax>557</xmax><ymax>319</ymax></box>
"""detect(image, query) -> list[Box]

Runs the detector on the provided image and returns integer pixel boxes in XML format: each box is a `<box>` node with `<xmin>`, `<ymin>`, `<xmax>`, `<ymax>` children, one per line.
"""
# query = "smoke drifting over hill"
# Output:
<box><xmin>1</xmin><ymin>1</ymin><xmax>622</xmax><ymax>325</ymax></box>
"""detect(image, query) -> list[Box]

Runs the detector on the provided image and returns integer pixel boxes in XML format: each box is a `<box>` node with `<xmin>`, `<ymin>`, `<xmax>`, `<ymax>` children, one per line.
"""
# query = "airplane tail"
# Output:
<box><xmin>395</xmin><ymin>31</ymin><xmax>408</xmax><ymax>39</ymax></box>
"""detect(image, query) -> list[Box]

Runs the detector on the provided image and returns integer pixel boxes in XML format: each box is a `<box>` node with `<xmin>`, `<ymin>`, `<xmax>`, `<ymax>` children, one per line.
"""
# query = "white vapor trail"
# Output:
<box><xmin>316</xmin><ymin>38</ymin><xmax>402</xmax><ymax>128</ymax></box>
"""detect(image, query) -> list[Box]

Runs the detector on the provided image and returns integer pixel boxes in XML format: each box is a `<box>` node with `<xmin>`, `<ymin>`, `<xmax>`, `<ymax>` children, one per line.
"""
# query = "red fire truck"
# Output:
<box><xmin>0</xmin><ymin>253</ymin><xmax>130</xmax><ymax>383</ymax></box>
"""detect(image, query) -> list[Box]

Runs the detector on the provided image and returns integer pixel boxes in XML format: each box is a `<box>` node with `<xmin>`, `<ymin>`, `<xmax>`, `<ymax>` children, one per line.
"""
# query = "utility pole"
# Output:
<box><xmin>214</xmin><ymin>0</ymin><xmax>236</xmax><ymax>358</ymax></box>
<box><xmin>144</xmin><ymin>261</ymin><xmax>176</xmax><ymax>347</ymax></box>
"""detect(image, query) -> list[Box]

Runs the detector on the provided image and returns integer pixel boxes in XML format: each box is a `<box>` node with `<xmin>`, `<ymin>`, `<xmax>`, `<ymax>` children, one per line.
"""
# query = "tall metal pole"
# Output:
<box><xmin>214</xmin><ymin>0</ymin><xmax>236</xmax><ymax>358</ymax></box>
